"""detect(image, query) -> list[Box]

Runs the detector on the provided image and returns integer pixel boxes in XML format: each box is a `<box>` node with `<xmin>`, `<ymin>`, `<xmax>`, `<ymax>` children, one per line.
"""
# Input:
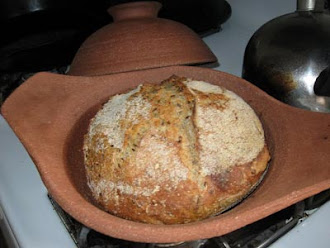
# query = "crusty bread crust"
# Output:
<box><xmin>83</xmin><ymin>76</ymin><xmax>270</xmax><ymax>224</ymax></box>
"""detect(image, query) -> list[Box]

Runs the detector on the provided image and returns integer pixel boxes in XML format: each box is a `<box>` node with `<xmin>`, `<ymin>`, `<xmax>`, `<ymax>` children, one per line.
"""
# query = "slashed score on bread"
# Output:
<box><xmin>83</xmin><ymin>75</ymin><xmax>270</xmax><ymax>224</ymax></box>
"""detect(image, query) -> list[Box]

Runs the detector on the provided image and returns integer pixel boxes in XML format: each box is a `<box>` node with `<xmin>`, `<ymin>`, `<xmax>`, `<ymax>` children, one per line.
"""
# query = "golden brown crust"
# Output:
<box><xmin>83</xmin><ymin>75</ymin><xmax>270</xmax><ymax>224</ymax></box>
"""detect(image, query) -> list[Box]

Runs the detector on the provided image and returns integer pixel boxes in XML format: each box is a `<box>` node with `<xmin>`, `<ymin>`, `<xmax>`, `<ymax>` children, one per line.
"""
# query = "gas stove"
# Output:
<box><xmin>47</xmin><ymin>192</ymin><xmax>329</xmax><ymax>248</ymax></box>
<box><xmin>1</xmin><ymin>0</ymin><xmax>330</xmax><ymax>247</ymax></box>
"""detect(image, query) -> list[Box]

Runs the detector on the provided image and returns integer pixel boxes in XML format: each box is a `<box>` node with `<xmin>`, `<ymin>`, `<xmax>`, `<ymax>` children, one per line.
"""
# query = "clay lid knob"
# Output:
<box><xmin>108</xmin><ymin>1</ymin><xmax>162</xmax><ymax>22</ymax></box>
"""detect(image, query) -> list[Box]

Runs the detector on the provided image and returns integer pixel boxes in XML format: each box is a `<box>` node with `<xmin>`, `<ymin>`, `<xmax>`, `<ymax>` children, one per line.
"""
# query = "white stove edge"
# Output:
<box><xmin>1</xmin><ymin>0</ymin><xmax>329</xmax><ymax>247</ymax></box>
<box><xmin>0</xmin><ymin>116</ymin><xmax>75</xmax><ymax>247</ymax></box>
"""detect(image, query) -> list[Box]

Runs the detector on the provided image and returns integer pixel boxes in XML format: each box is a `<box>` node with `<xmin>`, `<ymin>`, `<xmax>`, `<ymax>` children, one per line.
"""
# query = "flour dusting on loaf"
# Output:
<box><xmin>187</xmin><ymin>80</ymin><xmax>265</xmax><ymax>175</ymax></box>
<box><xmin>83</xmin><ymin>75</ymin><xmax>270</xmax><ymax>224</ymax></box>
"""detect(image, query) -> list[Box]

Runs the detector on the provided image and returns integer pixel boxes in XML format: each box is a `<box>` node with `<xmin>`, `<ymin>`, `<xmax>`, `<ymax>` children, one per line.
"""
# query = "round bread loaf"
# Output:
<box><xmin>83</xmin><ymin>76</ymin><xmax>270</xmax><ymax>224</ymax></box>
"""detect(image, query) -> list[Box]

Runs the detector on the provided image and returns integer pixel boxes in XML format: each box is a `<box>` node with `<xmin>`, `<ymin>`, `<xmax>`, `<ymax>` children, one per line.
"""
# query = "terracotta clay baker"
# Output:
<box><xmin>1</xmin><ymin>66</ymin><xmax>330</xmax><ymax>243</ymax></box>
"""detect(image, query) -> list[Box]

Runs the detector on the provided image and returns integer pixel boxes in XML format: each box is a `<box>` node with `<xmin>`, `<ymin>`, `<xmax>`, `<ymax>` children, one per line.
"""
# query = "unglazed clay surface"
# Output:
<box><xmin>68</xmin><ymin>1</ymin><xmax>217</xmax><ymax>76</ymax></box>
<box><xmin>1</xmin><ymin>66</ymin><xmax>330</xmax><ymax>243</ymax></box>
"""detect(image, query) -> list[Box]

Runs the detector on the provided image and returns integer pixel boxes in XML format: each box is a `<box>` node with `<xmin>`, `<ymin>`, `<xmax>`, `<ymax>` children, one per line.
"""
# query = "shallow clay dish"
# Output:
<box><xmin>1</xmin><ymin>66</ymin><xmax>330</xmax><ymax>243</ymax></box>
<box><xmin>68</xmin><ymin>1</ymin><xmax>217</xmax><ymax>76</ymax></box>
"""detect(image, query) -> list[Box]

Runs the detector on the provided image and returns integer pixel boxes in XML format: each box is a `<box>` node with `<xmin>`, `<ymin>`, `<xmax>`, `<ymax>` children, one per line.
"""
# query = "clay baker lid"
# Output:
<box><xmin>68</xmin><ymin>1</ymin><xmax>217</xmax><ymax>76</ymax></box>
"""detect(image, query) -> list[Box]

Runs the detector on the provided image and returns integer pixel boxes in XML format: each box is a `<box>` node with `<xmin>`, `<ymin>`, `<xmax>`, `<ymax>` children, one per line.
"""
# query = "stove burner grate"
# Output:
<box><xmin>47</xmin><ymin>190</ymin><xmax>330</xmax><ymax>248</ymax></box>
